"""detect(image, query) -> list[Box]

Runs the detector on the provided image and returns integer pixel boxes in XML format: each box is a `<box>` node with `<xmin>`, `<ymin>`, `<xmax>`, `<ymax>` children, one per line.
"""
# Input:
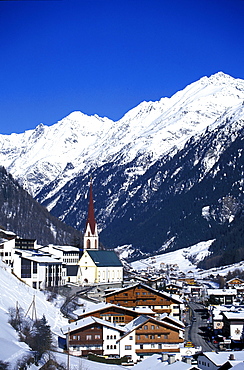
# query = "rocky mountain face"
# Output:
<box><xmin>0</xmin><ymin>166</ymin><xmax>82</xmax><ymax>246</ymax></box>
<box><xmin>0</xmin><ymin>72</ymin><xmax>243</xmax><ymax>266</ymax></box>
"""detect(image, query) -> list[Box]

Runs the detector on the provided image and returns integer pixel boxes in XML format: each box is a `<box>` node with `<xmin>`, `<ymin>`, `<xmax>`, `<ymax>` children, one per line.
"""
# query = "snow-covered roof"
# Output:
<box><xmin>48</xmin><ymin>244</ymin><xmax>80</xmax><ymax>253</ymax></box>
<box><xmin>74</xmin><ymin>302</ymin><xmax>155</xmax><ymax>317</ymax></box>
<box><xmin>207</xmin><ymin>288</ymin><xmax>237</xmax><ymax>296</ymax></box>
<box><xmin>200</xmin><ymin>351</ymin><xmax>244</xmax><ymax>366</ymax></box>
<box><xmin>222</xmin><ymin>311</ymin><xmax>244</xmax><ymax>320</ymax></box>
<box><xmin>160</xmin><ymin>313</ymin><xmax>185</xmax><ymax>328</ymax></box>
<box><xmin>62</xmin><ymin>316</ymin><xmax>127</xmax><ymax>335</ymax></box>
<box><xmin>118</xmin><ymin>314</ymin><xmax>184</xmax><ymax>341</ymax></box>
<box><xmin>23</xmin><ymin>255</ymin><xmax>62</xmax><ymax>264</ymax></box>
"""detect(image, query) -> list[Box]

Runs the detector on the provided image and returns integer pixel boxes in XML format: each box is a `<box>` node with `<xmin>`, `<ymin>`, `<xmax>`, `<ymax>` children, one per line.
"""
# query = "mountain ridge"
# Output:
<box><xmin>0</xmin><ymin>72</ymin><xmax>243</xmax><ymax>266</ymax></box>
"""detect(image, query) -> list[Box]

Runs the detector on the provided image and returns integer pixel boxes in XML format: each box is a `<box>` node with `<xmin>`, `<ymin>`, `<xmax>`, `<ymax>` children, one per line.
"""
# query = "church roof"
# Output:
<box><xmin>87</xmin><ymin>250</ymin><xmax>123</xmax><ymax>267</ymax></box>
<box><xmin>85</xmin><ymin>181</ymin><xmax>96</xmax><ymax>234</ymax></box>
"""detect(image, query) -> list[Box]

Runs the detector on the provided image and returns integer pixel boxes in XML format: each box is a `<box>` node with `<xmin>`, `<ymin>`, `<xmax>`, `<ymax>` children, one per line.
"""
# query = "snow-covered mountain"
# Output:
<box><xmin>0</xmin><ymin>72</ymin><xmax>243</xmax><ymax>266</ymax></box>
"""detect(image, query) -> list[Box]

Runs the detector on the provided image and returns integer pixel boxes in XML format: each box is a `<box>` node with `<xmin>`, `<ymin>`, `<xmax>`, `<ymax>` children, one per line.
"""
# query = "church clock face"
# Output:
<box><xmin>235</xmin><ymin>328</ymin><xmax>241</xmax><ymax>335</ymax></box>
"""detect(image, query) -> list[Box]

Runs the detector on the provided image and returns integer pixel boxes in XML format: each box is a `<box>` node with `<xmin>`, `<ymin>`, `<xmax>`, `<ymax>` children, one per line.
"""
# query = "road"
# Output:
<box><xmin>185</xmin><ymin>302</ymin><xmax>216</xmax><ymax>352</ymax></box>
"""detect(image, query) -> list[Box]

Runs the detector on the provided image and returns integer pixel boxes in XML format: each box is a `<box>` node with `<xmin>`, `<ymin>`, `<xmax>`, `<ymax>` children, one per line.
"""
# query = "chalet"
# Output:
<box><xmin>62</xmin><ymin>316</ymin><xmax>126</xmax><ymax>357</ymax></box>
<box><xmin>117</xmin><ymin>314</ymin><xmax>184</xmax><ymax>362</ymax></box>
<box><xmin>74</xmin><ymin>302</ymin><xmax>156</xmax><ymax>325</ymax></box>
<box><xmin>226</xmin><ymin>278</ymin><xmax>244</xmax><ymax>289</ymax></box>
<box><xmin>105</xmin><ymin>282</ymin><xmax>183</xmax><ymax>320</ymax></box>
<box><xmin>61</xmin><ymin>313</ymin><xmax>184</xmax><ymax>362</ymax></box>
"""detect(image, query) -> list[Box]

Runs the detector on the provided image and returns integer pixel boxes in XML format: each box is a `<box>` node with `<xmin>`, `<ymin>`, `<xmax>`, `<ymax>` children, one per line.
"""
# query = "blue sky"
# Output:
<box><xmin>1</xmin><ymin>0</ymin><xmax>244</xmax><ymax>134</ymax></box>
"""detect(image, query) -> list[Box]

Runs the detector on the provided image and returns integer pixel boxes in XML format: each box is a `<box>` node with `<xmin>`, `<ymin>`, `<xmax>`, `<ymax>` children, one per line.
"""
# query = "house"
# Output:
<box><xmin>226</xmin><ymin>278</ymin><xmax>244</xmax><ymax>289</ymax></box>
<box><xmin>222</xmin><ymin>311</ymin><xmax>244</xmax><ymax>345</ymax></box>
<box><xmin>62</xmin><ymin>316</ymin><xmax>127</xmax><ymax>357</ymax></box>
<box><xmin>197</xmin><ymin>351</ymin><xmax>244</xmax><ymax>370</ymax></box>
<box><xmin>117</xmin><ymin>314</ymin><xmax>184</xmax><ymax>362</ymax></box>
<box><xmin>0</xmin><ymin>237</ymin><xmax>15</xmax><ymax>266</ymax></box>
<box><xmin>12</xmin><ymin>249</ymin><xmax>66</xmax><ymax>289</ymax></box>
<box><xmin>74</xmin><ymin>302</ymin><xmax>156</xmax><ymax>325</ymax></box>
<box><xmin>207</xmin><ymin>289</ymin><xmax>237</xmax><ymax>305</ymax></box>
<box><xmin>78</xmin><ymin>249</ymin><xmax>123</xmax><ymax>285</ymax></box>
<box><xmin>61</xmin><ymin>313</ymin><xmax>184</xmax><ymax>362</ymax></box>
<box><xmin>105</xmin><ymin>282</ymin><xmax>183</xmax><ymax>319</ymax></box>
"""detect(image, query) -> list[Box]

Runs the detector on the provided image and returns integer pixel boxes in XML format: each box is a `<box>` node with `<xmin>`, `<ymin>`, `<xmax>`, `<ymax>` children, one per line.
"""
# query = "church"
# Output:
<box><xmin>77</xmin><ymin>180</ymin><xmax>123</xmax><ymax>285</ymax></box>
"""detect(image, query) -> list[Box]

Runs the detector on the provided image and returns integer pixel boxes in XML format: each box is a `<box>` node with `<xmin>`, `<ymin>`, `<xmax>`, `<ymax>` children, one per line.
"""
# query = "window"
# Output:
<box><xmin>107</xmin><ymin>335</ymin><xmax>109</xmax><ymax>339</ymax></box>
<box><xmin>144</xmin><ymin>325</ymin><xmax>148</xmax><ymax>330</ymax></box>
<box><xmin>140</xmin><ymin>344</ymin><xmax>143</xmax><ymax>349</ymax></box>
<box><xmin>107</xmin><ymin>345</ymin><xmax>109</xmax><ymax>349</ymax></box>
<box><xmin>114</xmin><ymin>335</ymin><xmax>116</xmax><ymax>339</ymax></box>
<box><xmin>114</xmin><ymin>345</ymin><xmax>116</xmax><ymax>349</ymax></box>
<box><xmin>86</xmin><ymin>335</ymin><xmax>92</xmax><ymax>340</ymax></box>
<box><xmin>164</xmin><ymin>334</ymin><xmax>168</xmax><ymax>339</ymax></box>
<box><xmin>129</xmin><ymin>336</ymin><xmax>133</xmax><ymax>340</ymax></box>
<box><xmin>73</xmin><ymin>335</ymin><xmax>77</xmax><ymax>340</ymax></box>
<box><xmin>137</xmin><ymin>335</ymin><xmax>140</xmax><ymax>340</ymax></box>
<box><xmin>125</xmin><ymin>345</ymin><xmax>132</xmax><ymax>350</ymax></box>
<box><xmin>151</xmin><ymin>344</ymin><xmax>155</xmax><ymax>348</ymax></box>
<box><xmin>150</xmin><ymin>335</ymin><xmax>155</xmax><ymax>339</ymax></box>
<box><xmin>151</xmin><ymin>325</ymin><xmax>155</xmax><ymax>330</ymax></box>
<box><xmin>95</xmin><ymin>335</ymin><xmax>100</xmax><ymax>339</ymax></box>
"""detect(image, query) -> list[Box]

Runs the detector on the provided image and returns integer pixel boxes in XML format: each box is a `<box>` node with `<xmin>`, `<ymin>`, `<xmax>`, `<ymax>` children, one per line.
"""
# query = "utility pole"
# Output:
<box><xmin>67</xmin><ymin>327</ymin><xmax>70</xmax><ymax>370</ymax></box>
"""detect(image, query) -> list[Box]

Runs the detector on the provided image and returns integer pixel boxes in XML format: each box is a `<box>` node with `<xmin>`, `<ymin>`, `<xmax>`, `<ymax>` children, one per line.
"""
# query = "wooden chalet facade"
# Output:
<box><xmin>62</xmin><ymin>316</ymin><xmax>126</xmax><ymax>357</ymax></box>
<box><xmin>118</xmin><ymin>315</ymin><xmax>184</xmax><ymax>362</ymax></box>
<box><xmin>61</xmin><ymin>314</ymin><xmax>184</xmax><ymax>362</ymax></box>
<box><xmin>75</xmin><ymin>303</ymin><xmax>156</xmax><ymax>325</ymax></box>
<box><xmin>105</xmin><ymin>283</ymin><xmax>183</xmax><ymax>319</ymax></box>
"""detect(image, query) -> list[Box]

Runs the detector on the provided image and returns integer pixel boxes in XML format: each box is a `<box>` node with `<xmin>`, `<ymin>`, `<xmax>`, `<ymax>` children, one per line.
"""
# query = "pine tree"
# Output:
<box><xmin>30</xmin><ymin>315</ymin><xmax>53</xmax><ymax>359</ymax></box>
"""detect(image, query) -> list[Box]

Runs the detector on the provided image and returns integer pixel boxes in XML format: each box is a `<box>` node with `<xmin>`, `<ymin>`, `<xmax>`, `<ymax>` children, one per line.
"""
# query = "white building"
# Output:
<box><xmin>13</xmin><ymin>249</ymin><xmax>66</xmax><ymax>289</ymax></box>
<box><xmin>78</xmin><ymin>249</ymin><xmax>123</xmax><ymax>284</ymax></box>
<box><xmin>0</xmin><ymin>237</ymin><xmax>15</xmax><ymax>266</ymax></box>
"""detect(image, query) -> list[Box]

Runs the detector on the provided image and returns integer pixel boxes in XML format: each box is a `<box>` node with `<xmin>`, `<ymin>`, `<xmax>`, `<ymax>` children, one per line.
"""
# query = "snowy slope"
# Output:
<box><xmin>0</xmin><ymin>260</ymin><xmax>68</xmax><ymax>366</ymax></box>
<box><xmin>130</xmin><ymin>239</ymin><xmax>244</xmax><ymax>279</ymax></box>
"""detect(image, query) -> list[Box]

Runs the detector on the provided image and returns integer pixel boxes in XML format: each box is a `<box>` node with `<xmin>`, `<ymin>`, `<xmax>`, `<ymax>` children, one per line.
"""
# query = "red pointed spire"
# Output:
<box><xmin>86</xmin><ymin>179</ymin><xmax>96</xmax><ymax>235</ymax></box>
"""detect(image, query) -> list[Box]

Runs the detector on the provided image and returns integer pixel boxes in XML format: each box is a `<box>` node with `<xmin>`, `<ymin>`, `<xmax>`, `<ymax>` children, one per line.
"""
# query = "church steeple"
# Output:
<box><xmin>83</xmin><ymin>179</ymin><xmax>99</xmax><ymax>250</ymax></box>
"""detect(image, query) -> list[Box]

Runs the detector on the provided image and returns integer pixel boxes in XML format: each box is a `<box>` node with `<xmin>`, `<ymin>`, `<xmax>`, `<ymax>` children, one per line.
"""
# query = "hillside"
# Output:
<box><xmin>0</xmin><ymin>72</ymin><xmax>243</xmax><ymax>267</ymax></box>
<box><xmin>0</xmin><ymin>260</ymin><xmax>68</xmax><ymax>366</ymax></box>
<box><xmin>0</xmin><ymin>166</ymin><xmax>83</xmax><ymax>246</ymax></box>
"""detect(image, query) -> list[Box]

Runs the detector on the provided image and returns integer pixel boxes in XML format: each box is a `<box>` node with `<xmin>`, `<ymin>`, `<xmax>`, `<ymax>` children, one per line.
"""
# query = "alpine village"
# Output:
<box><xmin>0</xmin><ymin>176</ymin><xmax>244</xmax><ymax>370</ymax></box>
